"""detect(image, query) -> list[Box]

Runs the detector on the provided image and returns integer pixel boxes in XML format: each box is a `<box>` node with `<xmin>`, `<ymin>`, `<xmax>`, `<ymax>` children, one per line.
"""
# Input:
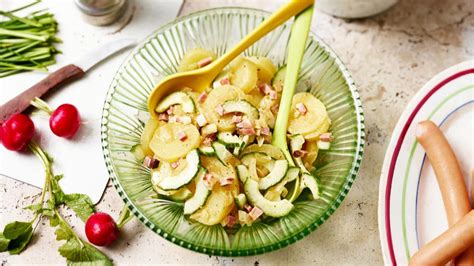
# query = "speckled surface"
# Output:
<box><xmin>1</xmin><ymin>0</ymin><xmax>473</xmax><ymax>264</ymax></box>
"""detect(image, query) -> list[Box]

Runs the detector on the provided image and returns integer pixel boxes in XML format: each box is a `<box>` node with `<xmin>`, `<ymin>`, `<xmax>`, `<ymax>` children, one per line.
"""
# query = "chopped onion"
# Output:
<box><xmin>269</xmin><ymin>90</ymin><xmax>278</xmax><ymax>100</ymax></box>
<box><xmin>176</xmin><ymin>116</ymin><xmax>192</xmax><ymax>124</ymax></box>
<box><xmin>197</xmin><ymin>56</ymin><xmax>213</xmax><ymax>68</ymax></box>
<box><xmin>197</xmin><ymin>92</ymin><xmax>208</xmax><ymax>103</ymax></box>
<box><xmin>203</xmin><ymin>173</ymin><xmax>216</xmax><ymax>189</ymax></box>
<box><xmin>195</xmin><ymin>114</ymin><xmax>208</xmax><ymax>127</ymax></box>
<box><xmin>171</xmin><ymin>161</ymin><xmax>180</xmax><ymax>169</ymax></box>
<box><xmin>143</xmin><ymin>156</ymin><xmax>159</xmax><ymax>169</ymax></box>
<box><xmin>249</xmin><ymin>207</ymin><xmax>263</xmax><ymax>220</ymax></box>
<box><xmin>317</xmin><ymin>140</ymin><xmax>331</xmax><ymax>150</ymax></box>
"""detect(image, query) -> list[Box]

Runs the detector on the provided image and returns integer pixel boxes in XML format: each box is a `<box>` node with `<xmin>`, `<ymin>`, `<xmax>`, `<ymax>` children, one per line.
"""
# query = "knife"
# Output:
<box><xmin>0</xmin><ymin>38</ymin><xmax>136</xmax><ymax>124</ymax></box>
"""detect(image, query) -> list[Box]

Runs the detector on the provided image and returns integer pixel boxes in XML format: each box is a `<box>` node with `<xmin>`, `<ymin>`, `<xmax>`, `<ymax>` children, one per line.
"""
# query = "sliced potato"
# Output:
<box><xmin>150</xmin><ymin>123</ymin><xmax>200</xmax><ymax>162</ymax></box>
<box><xmin>241</xmin><ymin>144</ymin><xmax>285</xmax><ymax>160</ymax></box>
<box><xmin>248</xmin><ymin>56</ymin><xmax>277</xmax><ymax>84</ymax></box>
<box><xmin>288</xmin><ymin>92</ymin><xmax>331</xmax><ymax>136</ymax></box>
<box><xmin>230</xmin><ymin>58</ymin><xmax>258</xmax><ymax>93</ymax></box>
<box><xmin>303</xmin><ymin>140</ymin><xmax>319</xmax><ymax>171</ymax></box>
<box><xmin>140</xmin><ymin>118</ymin><xmax>161</xmax><ymax>156</ymax></box>
<box><xmin>203</xmin><ymin>85</ymin><xmax>245</xmax><ymax>131</ymax></box>
<box><xmin>303</xmin><ymin>118</ymin><xmax>331</xmax><ymax>141</ymax></box>
<box><xmin>244</xmin><ymin>87</ymin><xmax>264</xmax><ymax>107</ymax></box>
<box><xmin>178</xmin><ymin>48</ymin><xmax>216</xmax><ymax>72</ymax></box>
<box><xmin>190</xmin><ymin>157</ymin><xmax>239</xmax><ymax>225</ymax></box>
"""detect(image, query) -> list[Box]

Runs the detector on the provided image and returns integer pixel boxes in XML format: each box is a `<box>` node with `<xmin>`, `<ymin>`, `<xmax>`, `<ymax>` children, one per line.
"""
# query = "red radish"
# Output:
<box><xmin>197</xmin><ymin>92</ymin><xmax>208</xmax><ymax>103</ymax></box>
<box><xmin>249</xmin><ymin>207</ymin><xmax>263</xmax><ymax>220</ymax></box>
<box><xmin>1</xmin><ymin>114</ymin><xmax>35</xmax><ymax>151</ymax></box>
<box><xmin>85</xmin><ymin>212</ymin><xmax>119</xmax><ymax>246</ymax></box>
<box><xmin>197</xmin><ymin>56</ymin><xmax>213</xmax><ymax>68</ymax></box>
<box><xmin>296</xmin><ymin>102</ymin><xmax>307</xmax><ymax>115</ymax></box>
<box><xmin>49</xmin><ymin>104</ymin><xmax>81</xmax><ymax>138</ymax></box>
<box><xmin>220</xmin><ymin>77</ymin><xmax>230</xmax><ymax>85</ymax></box>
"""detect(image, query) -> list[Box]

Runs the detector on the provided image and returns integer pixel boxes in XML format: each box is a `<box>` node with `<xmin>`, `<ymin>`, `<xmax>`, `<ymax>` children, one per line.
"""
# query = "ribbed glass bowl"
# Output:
<box><xmin>101</xmin><ymin>7</ymin><xmax>365</xmax><ymax>256</ymax></box>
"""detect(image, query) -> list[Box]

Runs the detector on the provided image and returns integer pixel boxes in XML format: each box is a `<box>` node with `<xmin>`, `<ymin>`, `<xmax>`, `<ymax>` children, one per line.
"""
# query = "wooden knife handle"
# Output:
<box><xmin>0</xmin><ymin>64</ymin><xmax>84</xmax><ymax>124</ymax></box>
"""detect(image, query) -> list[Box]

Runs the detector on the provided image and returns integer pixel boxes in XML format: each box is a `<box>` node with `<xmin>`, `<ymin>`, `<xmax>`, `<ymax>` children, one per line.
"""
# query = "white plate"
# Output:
<box><xmin>378</xmin><ymin>60</ymin><xmax>474</xmax><ymax>264</ymax></box>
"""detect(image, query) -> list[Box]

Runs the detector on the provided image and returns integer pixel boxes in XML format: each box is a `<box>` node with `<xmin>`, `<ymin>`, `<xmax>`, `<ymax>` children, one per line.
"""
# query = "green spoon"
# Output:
<box><xmin>272</xmin><ymin>5</ymin><xmax>314</xmax><ymax>202</ymax></box>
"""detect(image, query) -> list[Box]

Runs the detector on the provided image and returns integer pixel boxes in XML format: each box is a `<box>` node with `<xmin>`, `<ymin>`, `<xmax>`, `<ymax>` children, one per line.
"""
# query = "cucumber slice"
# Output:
<box><xmin>217</xmin><ymin>132</ymin><xmax>243</xmax><ymax>148</ymax></box>
<box><xmin>130</xmin><ymin>144</ymin><xmax>146</xmax><ymax>162</ymax></box>
<box><xmin>169</xmin><ymin>187</ymin><xmax>193</xmax><ymax>202</ymax></box>
<box><xmin>285</xmin><ymin>167</ymin><xmax>300</xmax><ymax>182</ymax></box>
<box><xmin>240</xmin><ymin>152</ymin><xmax>273</xmax><ymax>166</ymax></box>
<box><xmin>155</xmin><ymin>91</ymin><xmax>195</xmax><ymax>113</ymax></box>
<box><xmin>155</xmin><ymin>149</ymin><xmax>200</xmax><ymax>190</ymax></box>
<box><xmin>212</xmin><ymin>141</ymin><xmax>236</xmax><ymax>165</ymax></box>
<box><xmin>258</xmin><ymin>159</ymin><xmax>288</xmax><ymax>190</ymax></box>
<box><xmin>271</xmin><ymin>65</ymin><xmax>286</xmax><ymax>92</ymax></box>
<box><xmin>241</xmin><ymin>144</ymin><xmax>285</xmax><ymax>160</ymax></box>
<box><xmin>302</xmin><ymin>173</ymin><xmax>320</xmax><ymax>199</ymax></box>
<box><xmin>198</xmin><ymin>145</ymin><xmax>215</xmax><ymax>156</ymax></box>
<box><xmin>183</xmin><ymin>168</ymin><xmax>210</xmax><ymax>214</ymax></box>
<box><xmin>236</xmin><ymin>164</ymin><xmax>249</xmax><ymax>183</ymax></box>
<box><xmin>234</xmin><ymin>193</ymin><xmax>247</xmax><ymax>209</ymax></box>
<box><xmin>244</xmin><ymin>177</ymin><xmax>294</xmax><ymax>217</ymax></box>
<box><xmin>221</xmin><ymin>100</ymin><xmax>259</xmax><ymax>120</ymax></box>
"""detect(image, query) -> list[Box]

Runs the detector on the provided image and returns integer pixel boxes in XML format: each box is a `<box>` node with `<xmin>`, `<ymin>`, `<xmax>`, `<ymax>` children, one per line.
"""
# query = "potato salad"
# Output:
<box><xmin>133</xmin><ymin>48</ymin><xmax>333</xmax><ymax>227</ymax></box>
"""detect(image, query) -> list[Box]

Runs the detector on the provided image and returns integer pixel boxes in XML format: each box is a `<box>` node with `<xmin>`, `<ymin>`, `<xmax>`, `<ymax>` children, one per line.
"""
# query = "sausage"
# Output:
<box><xmin>416</xmin><ymin>121</ymin><xmax>474</xmax><ymax>265</ymax></box>
<box><xmin>409</xmin><ymin>210</ymin><xmax>474</xmax><ymax>266</ymax></box>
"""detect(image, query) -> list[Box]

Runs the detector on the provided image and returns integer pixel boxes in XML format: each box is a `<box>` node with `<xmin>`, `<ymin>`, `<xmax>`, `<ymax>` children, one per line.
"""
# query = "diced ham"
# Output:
<box><xmin>224</xmin><ymin>215</ymin><xmax>237</xmax><ymax>228</ymax></box>
<box><xmin>195</xmin><ymin>114</ymin><xmax>208</xmax><ymax>127</ymax></box>
<box><xmin>220</xmin><ymin>77</ymin><xmax>230</xmax><ymax>85</ymax></box>
<box><xmin>177</xmin><ymin>131</ymin><xmax>187</xmax><ymax>141</ymax></box>
<box><xmin>232</xmin><ymin>115</ymin><xmax>243</xmax><ymax>123</ymax></box>
<box><xmin>171</xmin><ymin>161</ymin><xmax>180</xmax><ymax>169</ymax></box>
<box><xmin>236</xmin><ymin>118</ymin><xmax>253</xmax><ymax>129</ymax></box>
<box><xmin>296</xmin><ymin>102</ymin><xmax>307</xmax><ymax>115</ymax></box>
<box><xmin>176</xmin><ymin>116</ymin><xmax>192</xmax><ymax>124</ymax></box>
<box><xmin>215</xmin><ymin>105</ymin><xmax>225</xmax><ymax>116</ymax></box>
<box><xmin>197</xmin><ymin>92</ymin><xmax>208</xmax><ymax>103</ymax></box>
<box><xmin>243</xmin><ymin>204</ymin><xmax>253</xmax><ymax>212</ymax></box>
<box><xmin>203</xmin><ymin>173</ymin><xmax>216</xmax><ymax>189</ymax></box>
<box><xmin>143</xmin><ymin>156</ymin><xmax>159</xmax><ymax>169</ymax></box>
<box><xmin>238</xmin><ymin>128</ymin><xmax>256</xmax><ymax>136</ymax></box>
<box><xmin>260</xmin><ymin>127</ymin><xmax>270</xmax><ymax>136</ymax></box>
<box><xmin>158</xmin><ymin>113</ymin><xmax>169</xmax><ymax>121</ymax></box>
<box><xmin>319</xmin><ymin>133</ymin><xmax>333</xmax><ymax>142</ymax></box>
<box><xmin>292</xmin><ymin>150</ymin><xmax>308</xmax><ymax>158</ymax></box>
<box><xmin>197</xmin><ymin>56</ymin><xmax>213</xmax><ymax>68</ymax></box>
<box><xmin>271</xmin><ymin>104</ymin><xmax>279</xmax><ymax>114</ymax></box>
<box><xmin>249</xmin><ymin>207</ymin><xmax>263</xmax><ymax>220</ymax></box>
<box><xmin>220</xmin><ymin>177</ymin><xmax>235</xmax><ymax>186</ymax></box>
<box><xmin>166</xmin><ymin>106</ymin><xmax>174</xmax><ymax>115</ymax></box>
<box><xmin>268</xmin><ymin>90</ymin><xmax>278</xmax><ymax>100</ymax></box>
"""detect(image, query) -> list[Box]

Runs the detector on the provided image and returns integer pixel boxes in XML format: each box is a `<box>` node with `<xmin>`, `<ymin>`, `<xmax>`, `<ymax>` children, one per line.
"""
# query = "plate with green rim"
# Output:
<box><xmin>101</xmin><ymin>7</ymin><xmax>365</xmax><ymax>256</ymax></box>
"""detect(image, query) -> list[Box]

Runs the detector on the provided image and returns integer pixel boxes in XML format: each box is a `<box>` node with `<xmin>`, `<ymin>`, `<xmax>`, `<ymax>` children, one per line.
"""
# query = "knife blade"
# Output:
<box><xmin>0</xmin><ymin>38</ymin><xmax>136</xmax><ymax>124</ymax></box>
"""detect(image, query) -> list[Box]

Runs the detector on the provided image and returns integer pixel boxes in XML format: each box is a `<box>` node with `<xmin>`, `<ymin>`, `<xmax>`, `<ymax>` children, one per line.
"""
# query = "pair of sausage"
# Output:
<box><xmin>410</xmin><ymin>121</ymin><xmax>474</xmax><ymax>265</ymax></box>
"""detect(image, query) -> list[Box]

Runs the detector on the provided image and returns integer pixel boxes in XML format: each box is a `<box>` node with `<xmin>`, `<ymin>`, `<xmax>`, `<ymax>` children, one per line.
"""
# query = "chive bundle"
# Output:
<box><xmin>0</xmin><ymin>1</ymin><xmax>61</xmax><ymax>78</ymax></box>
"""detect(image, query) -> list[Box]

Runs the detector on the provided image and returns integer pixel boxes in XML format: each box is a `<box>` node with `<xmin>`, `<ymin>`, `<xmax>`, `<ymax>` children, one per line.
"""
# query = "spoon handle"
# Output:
<box><xmin>209</xmin><ymin>0</ymin><xmax>314</xmax><ymax>74</ymax></box>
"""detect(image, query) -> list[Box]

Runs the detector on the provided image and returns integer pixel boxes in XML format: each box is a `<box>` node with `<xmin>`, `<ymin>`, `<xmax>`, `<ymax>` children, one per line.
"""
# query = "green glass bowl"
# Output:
<box><xmin>101</xmin><ymin>7</ymin><xmax>365</xmax><ymax>256</ymax></box>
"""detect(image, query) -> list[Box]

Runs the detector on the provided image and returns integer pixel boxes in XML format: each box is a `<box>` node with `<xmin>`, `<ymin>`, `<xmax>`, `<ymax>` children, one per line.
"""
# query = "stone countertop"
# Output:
<box><xmin>1</xmin><ymin>0</ymin><xmax>472</xmax><ymax>264</ymax></box>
